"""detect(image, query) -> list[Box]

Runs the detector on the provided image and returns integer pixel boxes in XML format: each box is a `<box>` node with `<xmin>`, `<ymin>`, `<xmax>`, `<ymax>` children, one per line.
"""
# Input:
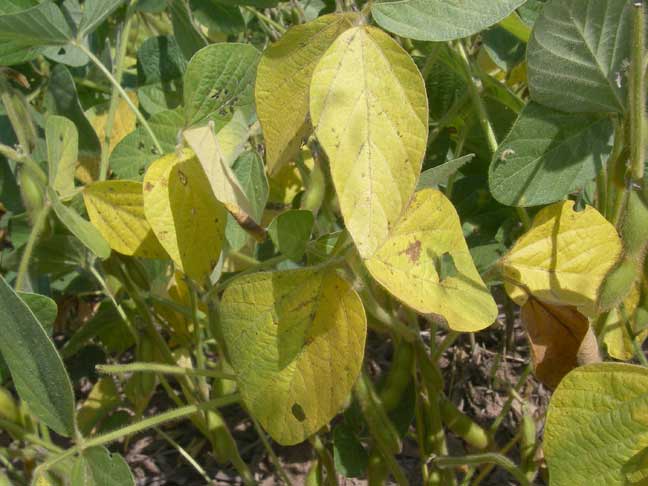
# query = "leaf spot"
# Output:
<box><xmin>291</xmin><ymin>403</ymin><xmax>306</xmax><ymax>422</ymax></box>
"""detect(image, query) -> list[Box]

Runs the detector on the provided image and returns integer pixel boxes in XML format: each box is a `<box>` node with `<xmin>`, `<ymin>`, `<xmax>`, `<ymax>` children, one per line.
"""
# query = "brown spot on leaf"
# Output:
<box><xmin>402</xmin><ymin>240</ymin><xmax>422</xmax><ymax>263</ymax></box>
<box><xmin>144</xmin><ymin>182</ymin><xmax>154</xmax><ymax>192</ymax></box>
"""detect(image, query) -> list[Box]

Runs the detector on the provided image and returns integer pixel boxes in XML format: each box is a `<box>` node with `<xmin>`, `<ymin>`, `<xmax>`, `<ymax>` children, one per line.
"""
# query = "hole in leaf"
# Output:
<box><xmin>291</xmin><ymin>403</ymin><xmax>306</xmax><ymax>422</ymax></box>
<box><xmin>435</xmin><ymin>252</ymin><xmax>458</xmax><ymax>281</ymax></box>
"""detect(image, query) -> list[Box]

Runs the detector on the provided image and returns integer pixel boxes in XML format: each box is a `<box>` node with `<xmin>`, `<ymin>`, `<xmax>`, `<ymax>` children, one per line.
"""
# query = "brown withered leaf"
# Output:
<box><xmin>521</xmin><ymin>297</ymin><xmax>600</xmax><ymax>389</ymax></box>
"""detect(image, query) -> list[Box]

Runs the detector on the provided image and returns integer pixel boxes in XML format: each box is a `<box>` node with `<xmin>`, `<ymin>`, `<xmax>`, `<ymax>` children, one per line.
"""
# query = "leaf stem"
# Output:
<box><xmin>244</xmin><ymin>7</ymin><xmax>286</xmax><ymax>34</ymax></box>
<box><xmin>74</xmin><ymin>41</ymin><xmax>163</xmax><ymax>155</ymax></box>
<box><xmin>15</xmin><ymin>203</ymin><xmax>50</xmax><ymax>291</ymax></box>
<box><xmin>630</xmin><ymin>1</ymin><xmax>646</xmax><ymax>184</ymax></box>
<box><xmin>432</xmin><ymin>453</ymin><xmax>529</xmax><ymax>486</ymax></box>
<box><xmin>99</xmin><ymin>0</ymin><xmax>138</xmax><ymax>181</ymax></box>
<box><xmin>97</xmin><ymin>362</ymin><xmax>237</xmax><ymax>380</ymax></box>
<box><xmin>0</xmin><ymin>418</ymin><xmax>62</xmax><ymax>454</ymax></box>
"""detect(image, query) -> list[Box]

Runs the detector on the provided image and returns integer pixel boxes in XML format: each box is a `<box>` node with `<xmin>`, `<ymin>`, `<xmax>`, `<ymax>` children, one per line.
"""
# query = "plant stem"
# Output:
<box><xmin>37</xmin><ymin>395</ymin><xmax>240</xmax><ymax>474</ymax></box>
<box><xmin>74</xmin><ymin>42</ymin><xmax>163</xmax><ymax>155</ymax></box>
<box><xmin>99</xmin><ymin>0</ymin><xmax>138</xmax><ymax>181</ymax></box>
<box><xmin>154</xmin><ymin>427</ymin><xmax>212</xmax><ymax>484</ymax></box>
<box><xmin>252</xmin><ymin>417</ymin><xmax>293</xmax><ymax>485</ymax></box>
<box><xmin>310</xmin><ymin>434</ymin><xmax>338</xmax><ymax>486</ymax></box>
<box><xmin>432</xmin><ymin>453</ymin><xmax>529</xmax><ymax>486</ymax></box>
<box><xmin>630</xmin><ymin>1</ymin><xmax>646</xmax><ymax>184</ymax></box>
<box><xmin>245</xmin><ymin>7</ymin><xmax>286</xmax><ymax>34</ymax></box>
<box><xmin>0</xmin><ymin>418</ymin><xmax>62</xmax><ymax>453</ymax></box>
<box><xmin>15</xmin><ymin>204</ymin><xmax>50</xmax><ymax>291</ymax></box>
<box><xmin>97</xmin><ymin>362</ymin><xmax>237</xmax><ymax>380</ymax></box>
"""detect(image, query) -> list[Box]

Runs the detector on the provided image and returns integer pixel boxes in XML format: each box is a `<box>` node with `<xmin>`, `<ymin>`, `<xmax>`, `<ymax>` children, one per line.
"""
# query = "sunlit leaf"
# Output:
<box><xmin>220</xmin><ymin>267</ymin><xmax>367</xmax><ymax>445</ymax></box>
<box><xmin>72</xmin><ymin>446</ymin><xmax>135</xmax><ymax>486</ymax></box>
<box><xmin>143</xmin><ymin>149</ymin><xmax>227</xmax><ymax>281</ymax></box>
<box><xmin>83</xmin><ymin>180</ymin><xmax>167</xmax><ymax>258</ymax></box>
<box><xmin>46</xmin><ymin>115</ymin><xmax>78</xmax><ymax>198</ymax></box>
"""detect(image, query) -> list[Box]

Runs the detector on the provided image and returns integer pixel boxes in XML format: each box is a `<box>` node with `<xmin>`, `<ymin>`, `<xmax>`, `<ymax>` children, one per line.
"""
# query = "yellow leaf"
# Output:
<box><xmin>602</xmin><ymin>284</ymin><xmax>648</xmax><ymax>361</ymax></box>
<box><xmin>501</xmin><ymin>200</ymin><xmax>622</xmax><ymax>315</ymax></box>
<box><xmin>220</xmin><ymin>267</ymin><xmax>367</xmax><ymax>445</ymax></box>
<box><xmin>143</xmin><ymin>149</ymin><xmax>227</xmax><ymax>282</ymax></box>
<box><xmin>256</xmin><ymin>13</ymin><xmax>358</xmax><ymax>175</ymax></box>
<box><xmin>521</xmin><ymin>297</ymin><xmax>598</xmax><ymax>389</ymax></box>
<box><xmin>310</xmin><ymin>25</ymin><xmax>428</xmax><ymax>258</ymax></box>
<box><xmin>83</xmin><ymin>180</ymin><xmax>166</xmax><ymax>258</ymax></box>
<box><xmin>365</xmin><ymin>189</ymin><xmax>497</xmax><ymax>332</ymax></box>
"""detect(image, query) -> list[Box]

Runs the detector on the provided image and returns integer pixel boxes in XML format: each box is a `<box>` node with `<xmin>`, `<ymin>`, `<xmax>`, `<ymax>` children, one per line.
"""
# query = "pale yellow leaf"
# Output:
<box><xmin>143</xmin><ymin>149</ymin><xmax>227</xmax><ymax>282</ymax></box>
<box><xmin>220</xmin><ymin>267</ymin><xmax>366</xmax><ymax>445</ymax></box>
<box><xmin>310</xmin><ymin>25</ymin><xmax>428</xmax><ymax>258</ymax></box>
<box><xmin>365</xmin><ymin>189</ymin><xmax>497</xmax><ymax>331</ymax></box>
<box><xmin>256</xmin><ymin>13</ymin><xmax>358</xmax><ymax>174</ymax></box>
<box><xmin>83</xmin><ymin>180</ymin><xmax>166</xmax><ymax>258</ymax></box>
<box><xmin>602</xmin><ymin>284</ymin><xmax>648</xmax><ymax>361</ymax></box>
<box><xmin>501</xmin><ymin>200</ymin><xmax>622</xmax><ymax>315</ymax></box>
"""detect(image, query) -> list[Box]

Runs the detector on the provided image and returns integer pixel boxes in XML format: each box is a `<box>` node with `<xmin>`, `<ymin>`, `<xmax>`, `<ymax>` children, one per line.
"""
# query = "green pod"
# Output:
<box><xmin>18</xmin><ymin>167</ymin><xmax>45</xmax><ymax>217</ymax></box>
<box><xmin>439</xmin><ymin>397</ymin><xmax>490</xmax><ymax>450</ymax></box>
<box><xmin>367</xmin><ymin>451</ymin><xmax>390</xmax><ymax>486</ymax></box>
<box><xmin>354</xmin><ymin>372</ymin><xmax>402</xmax><ymax>454</ymax></box>
<box><xmin>622</xmin><ymin>191</ymin><xmax>648</xmax><ymax>260</ymax></box>
<box><xmin>379</xmin><ymin>340</ymin><xmax>414</xmax><ymax>412</ymax></box>
<box><xmin>301</xmin><ymin>161</ymin><xmax>326</xmax><ymax>214</ymax></box>
<box><xmin>120</xmin><ymin>255</ymin><xmax>151</xmax><ymax>292</ymax></box>
<box><xmin>597</xmin><ymin>257</ymin><xmax>639</xmax><ymax>312</ymax></box>
<box><xmin>0</xmin><ymin>386</ymin><xmax>19</xmax><ymax>425</ymax></box>
<box><xmin>305</xmin><ymin>459</ymin><xmax>323</xmax><ymax>486</ymax></box>
<box><xmin>519</xmin><ymin>414</ymin><xmax>537</xmax><ymax>478</ymax></box>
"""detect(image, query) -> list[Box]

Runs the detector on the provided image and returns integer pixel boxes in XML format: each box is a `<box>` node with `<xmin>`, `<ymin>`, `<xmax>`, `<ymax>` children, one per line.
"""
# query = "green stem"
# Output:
<box><xmin>432</xmin><ymin>453</ymin><xmax>529</xmax><ymax>486</ymax></box>
<box><xmin>630</xmin><ymin>1</ymin><xmax>646</xmax><ymax>184</ymax></box>
<box><xmin>15</xmin><ymin>204</ymin><xmax>50</xmax><ymax>291</ymax></box>
<box><xmin>154</xmin><ymin>427</ymin><xmax>212</xmax><ymax>484</ymax></box>
<box><xmin>245</xmin><ymin>7</ymin><xmax>286</xmax><ymax>34</ymax></box>
<box><xmin>37</xmin><ymin>395</ymin><xmax>240</xmax><ymax>474</ymax></box>
<box><xmin>99</xmin><ymin>0</ymin><xmax>138</xmax><ymax>181</ymax></box>
<box><xmin>310</xmin><ymin>434</ymin><xmax>338</xmax><ymax>486</ymax></box>
<box><xmin>74</xmin><ymin>42</ymin><xmax>163</xmax><ymax>155</ymax></box>
<box><xmin>0</xmin><ymin>418</ymin><xmax>62</xmax><ymax>454</ymax></box>
<box><xmin>252</xmin><ymin>417</ymin><xmax>293</xmax><ymax>485</ymax></box>
<box><xmin>97</xmin><ymin>362</ymin><xmax>237</xmax><ymax>380</ymax></box>
<box><xmin>187</xmin><ymin>280</ymin><xmax>209</xmax><ymax>399</ymax></box>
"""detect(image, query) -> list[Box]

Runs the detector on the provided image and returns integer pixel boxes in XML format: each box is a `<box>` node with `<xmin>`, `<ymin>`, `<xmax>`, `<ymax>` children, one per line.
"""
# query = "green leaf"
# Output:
<box><xmin>417</xmin><ymin>154</ymin><xmax>474</xmax><ymax>190</ymax></box>
<box><xmin>256</xmin><ymin>13</ymin><xmax>358</xmax><ymax>174</ymax></box>
<box><xmin>17</xmin><ymin>292</ymin><xmax>58</xmax><ymax>336</ymax></box>
<box><xmin>220</xmin><ymin>267</ymin><xmax>367</xmax><ymax>445</ymax></box>
<box><xmin>190</xmin><ymin>0</ymin><xmax>245</xmax><ymax>34</ymax></box>
<box><xmin>183</xmin><ymin>43</ymin><xmax>260</xmax><ymax>127</ymax></box>
<box><xmin>489</xmin><ymin>102</ymin><xmax>614</xmax><ymax>207</ymax></box>
<box><xmin>49</xmin><ymin>188</ymin><xmax>112</xmax><ymax>259</ymax></box>
<box><xmin>110</xmin><ymin>108</ymin><xmax>184</xmax><ymax>180</ymax></box>
<box><xmin>72</xmin><ymin>446</ymin><xmax>135</xmax><ymax>486</ymax></box>
<box><xmin>527</xmin><ymin>0</ymin><xmax>631</xmax><ymax>113</ymax></box>
<box><xmin>77</xmin><ymin>0</ymin><xmax>126</xmax><ymax>38</ymax></box>
<box><xmin>268</xmin><ymin>209</ymin><xmax>314</xmax><ymax>261</ymax></box>
<box><xmin>0</xmin><ymin>156</ymin><xmax>23</xmax><ymax>214</ymax></box>
<box><xmin>0</xmin><ymin>275</ymin><xmax>76</xmax><ymax>437</ymax></box>
<box><xmin>217</xmin><ymin>0</ymin><xmax>278</xmax><ymax>6</ymax></box>
<box><xmin>0</xmin><ymin>2</ymin><xmax>72</xmax><ymax>47</ymax></box>
<box><xmin>137</xmin><ymin>35</ymin><xmax>187</xmax><ymax>85</ymax></box>
<box><xmin>46</xmin><ymin>115</ymin><xmax>78</xmax><ymax>198</ymax></box>
<box><xmin>545</xmin><ymin>363</ymin><xmax>648</xmax><ymax>485</ymax></box>
<box><xmin>371</xmin><ymin>0</ymin><xmax>526</xmax><ymax>41</ymax></box>
<box><xmin>333</xmin><ymin>423</ymin><xmax>369</xmax><ymax>478</ymax></box>
<box><xmin>169</xmin><ymin>0</ymin><xmax>207</xmax><ymax>61</ymax></box>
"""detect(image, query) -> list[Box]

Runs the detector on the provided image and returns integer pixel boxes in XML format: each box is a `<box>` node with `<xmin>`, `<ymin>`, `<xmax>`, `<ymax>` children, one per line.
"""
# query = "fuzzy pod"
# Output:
<box><xmin>0</xmin><ymin>386</ymin><xmax>19</xmax><ymax>425</ymax></box>
<box><xmin>622</xmin><ymin>190</ymin><xmax>648</xmax><ymax>260</ymax></box>
<box><xmin>597</xmin><ymin>257</ymin><xmax>640</xmax><ymax>312</ymax></box>
<box><xmin>18</xmin><ymin>167</ymin><xmax>45</xmax><ymax>217</ymax></box>
<box><xmin>379</xmin><ymin>340</ymin><xmax>414</xmax><ymax>412</ymax></box>
<box><xmin>519</xmin><ymin>413</ymin><xmax>538</xmax><ymax>478</ymax></box>
<box><xmin>439</xmin><ymin>397</ymin><xmax>490</xmax><ymax>450</ymax></box>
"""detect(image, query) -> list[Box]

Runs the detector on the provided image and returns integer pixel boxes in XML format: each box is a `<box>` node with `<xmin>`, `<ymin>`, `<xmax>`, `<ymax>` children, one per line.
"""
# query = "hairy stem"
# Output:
<box><xmin>630</xmin><ymin>1</ymin><xmax>646</xmax><ymax>184</ymax></box>
<box><xmin>15</xmin><ymin>204</ymin><xmax>50</xmax><ymax>291</ymax></box>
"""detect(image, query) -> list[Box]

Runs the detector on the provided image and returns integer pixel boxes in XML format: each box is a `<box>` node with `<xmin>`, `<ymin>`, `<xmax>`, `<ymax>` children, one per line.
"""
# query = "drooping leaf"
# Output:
<box><xmin>256</xmin><ymin>13</ymin><xmax>358</xmax><ymax>174</ymax></box>
<box><xmin>17</xmin><ymin>292</ymin><xmax>58</xmax><ymax>336</ymax></box>
<box><xmin>110</xmin><ymin>108</ymin><xmax>184</xmax><ymax>181</ymax></box>
<box><xmin>268</xmin><ymin>209</ymin><xmax>314</xmax><ymax>261</ymax></box>
<box><xmin>545</xmin><ymin>363</ymin><xmax>648</xmax><ymax>486</ymax></box>
<box><xmin>169</xmin><ymin>0</ymin><xmax>206</xmax><ymax>60</ymax></box>
<box><xmin>183</xmin><ymin>43</ymin><xmax>260</xmax><ymax>127</ymax></box>
<box><xmin>489</xmin><ymin>102</ymin><xmax>614</xmax><ymax>207</ymax></box>
<box><xmin>527</xmin><ymin>0</ymin><xmax>631</xmax><ymax>113</ymax></box>
<box><xmin>310</xmin><ymin>25</ymin><xmax>428</xmax><ymax>258</ymax></box>
<box><xmin>83</xmin><ymin>180</ymin><xmax>167</xmax><ymax>258</ymax></box>
<box><xmin>50</xmin><ymin>188</ymin><xmax>112</xmax><ymax>259</ymax></box>
<box><xmin>46</xmin><ymin>115</ymin><xmax>78</xmax><ymax>198</ymax></box>
<box><xmin>365</xmin><ymin>189</ymin><xmax>497</xmax><ymax>332</ymax></box>
<box><xmin>71</xmin><ymin>446</ymin><xmax>135</xmax><ymax>486</ymax></box>
<box><xmin>371</xmin><ymin>0</ymin><xmax>526</xmax><ymax>42</ymax></box>
<box><xmin>521</xmin><ymin>297</ymin><xmax>598</xmax><ymax>389</ymax></box>
<box><xmin>220</xmin><ymin>267</ymin><xmax>367</xmax><ymax>445</ymax></box>
<box><xmin>501</xmin><ymin>200</ymin><xmax>622</xmax><ymax>315</ymax></box>
<box><xmin>143</xmin><ymin>149</ymin><xmax>227</xmax><ymax>282</ymax></box>
<box><xmin>0</xmin><ymin>275</ymin><xmax>76</xmax><ymax>437</ymax></box>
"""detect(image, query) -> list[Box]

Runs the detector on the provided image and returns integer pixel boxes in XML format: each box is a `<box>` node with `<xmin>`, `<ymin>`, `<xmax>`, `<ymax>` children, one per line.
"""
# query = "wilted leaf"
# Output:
<box><xmin>256</xmin><ymin>13</ymin><xmax>358</xmax><ymax>174</ymax></box>
<box><xmin>521</xmin><ymin>297</ymin><xmax>599</xmax><ymax>389</ymax></box>
<box><xmin>501</xmin><ymin>200</ymin><xmax>622</xmax><ymax>315</ymax></box>
<box><xmin>83</xmin><ymin>180</ymin><xmax>166</xmax><ymax>258</ymax></box>
<box><xmin>143</xmin><ymin>149</ymin><xmax>227</xmax><ymax>281</ymax></box>
<box><xmin>220</xmin><ymin>267</ymin><xmax>367</xmax><ymax>445</ymax></box>
<box><xmin>310</xmin><ymin>25</ymin><xmax>428</xmax><ymax>258</ymax></box>
<box><xmin>365</xmin><ymin>189</ymin><xmax>497</xmax><ymax>332</ymax></box>
<box><xmin>371</xmin><ymin>0</ymin><xmax>526</xmax><ymax>41</ymax></box>
<box><xmin>545</xmin><ymin>363</ymin><xmax>648</xmax><ymax>486</ymax></box>
<box><xmin>0</xmin><ymin>275</ymin><xmax>76</xmax><ymax>437</ymax></box>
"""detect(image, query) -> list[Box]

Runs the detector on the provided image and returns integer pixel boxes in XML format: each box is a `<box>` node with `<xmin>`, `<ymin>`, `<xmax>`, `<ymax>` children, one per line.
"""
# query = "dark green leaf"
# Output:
<box><xmin>72</xmin><ymin>446</ymin><xmax>135</xmax><ymax>486</ymax></box>
<box><xmin>17</xmin><ymin>292</ymin><xmax>58</xmax><ymax>336</ymax></box>
<box><xmin>78</xmin><ymin>0</ymin><xmax>126</xmax><ymax>38</ymax></box>
<box><xmin>0</xmin><ymin>275</ymin><xmax>76</xmax><ymax>436</ymax></box>
<box><xmin>169</xmin><ymin>0</ymin><xmax>207</xmax><ymax>60</ymax></box>
<box><xmin>190</xmin><ymin>0</ymin><xmax>245</xmax><ymax>34</ymax></box>
<box><xmin>333</xmin><ymin>423</ymin><xmax>368</xmax><ymax>478</ymax></box>
<box><xmin>268</xmin><ymin>209</ymin><xmax>314</xmax><ymax>261</ymax></box>
<box><xmin>417</xmin><ymin>154</ymin><xmax>474</xmax><ymax>190</ymax></box>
